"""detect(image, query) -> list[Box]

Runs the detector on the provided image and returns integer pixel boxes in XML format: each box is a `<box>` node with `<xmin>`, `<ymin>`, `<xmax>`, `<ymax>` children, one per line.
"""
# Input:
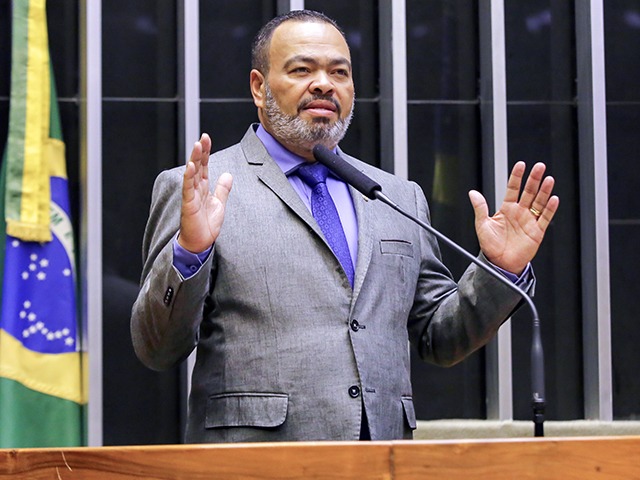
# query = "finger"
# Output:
<box><xmin>199</xmin><ymin>133</ymin><xmax>211</xmax><ymax>181</ymax></box>
<box><xmin>184</xmin><ymin>135</ymin><xmax>209</xmax><ymax>199</ymax></box>
<box><xmin>503</xmin><ymin>161</ymin><xmax>527</xmax><ymax>203</ymax></box>
<box><xmin>517</xmin><ymin>162</ymin><xmax>546</xmax><ymax>208</ymax></box>
<box><xmin>529</xmin><ymin>176</ymin><xmax>555</xmax><ymax>216</ymax></box>
<box><xmin>200</xmin><ymin>133</ymin><xmax>211</xmax><ymax>156</ymax></box>
<box><xmin>189</xmin><ymin>134</ymin><xmax>212</xmax><ymax>186</ymax></box>
<box><xmin>468</xmin><ymin>190</ymin><xmax>489</xmax><ymax>223</ymax></box>
<box><xmin>536</xmin><ymin>195</ymin><xmax>560</xmax><ymax>231</ymax></box>
<box><xmin>186</xmin><ymin>140</ymin><xmax>202</xmax><ymax>186</ymax></box>
<box><xmin>213</xmin><ymin>173</ymin><xmax>233</xmax><ymax>205</ymax></box>
<box><xmin>188</xmin><ymin>137</ymin><xmax>204</xmax><ymax>165</ymax></box>
<box><xmin>182</xmin><ymin>159</ymin><xmax>197</xmax><ymax>204</ymax></box>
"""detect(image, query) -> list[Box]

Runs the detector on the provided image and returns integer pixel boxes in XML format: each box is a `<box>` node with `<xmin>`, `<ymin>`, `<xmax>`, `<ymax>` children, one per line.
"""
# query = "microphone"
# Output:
<box><xmin>312</xmin><ymin>144</ymin><xmax>382</xmax><ymax>199</ymax></box>
<box><xmin>313</xmin><ymin>144</ymin><xmax>546</xmax><ymax>437</ymax></box>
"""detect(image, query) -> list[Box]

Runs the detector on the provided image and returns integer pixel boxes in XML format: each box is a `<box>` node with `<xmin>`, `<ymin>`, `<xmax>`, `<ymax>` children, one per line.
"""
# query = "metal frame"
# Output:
<box><xmin>378</xmin><ymin>0</ymin><xmax>408</xmax><ymax>179</ymax></box>
<box><xmin>179</xmin><ymin>1</ymin><xmax>201</xmax><ymax>163</ymax></box>
<box><xmin>576</xmin><ymin>0</ymin><xmax>612</xmax><ymax>421</ymax></box>
<box><xmin>278</xmin><ymin>0</ymin><xmax>304</xmax><ymax>14</ymax></box>
<box><xmin>479</xmin><ymin>0</ymin><xmax>513</xmax><ymax>421</ymax></box>
<box><xmin>177</xmin><ymin>0</ymin><xmax>202</xmax><ymax>437</ymax></box>
<box><xmin>81</xmin><ymin>0</ymin><xmax>103</xmax><ymax>446</ymax></box>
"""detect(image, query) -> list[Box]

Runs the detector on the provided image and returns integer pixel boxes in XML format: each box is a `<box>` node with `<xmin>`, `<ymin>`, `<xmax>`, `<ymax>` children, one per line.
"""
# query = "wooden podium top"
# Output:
<box><xmin>1</xmin><ymin>436</ymin><xmax>639</xmax><ymax>479</ymax></box>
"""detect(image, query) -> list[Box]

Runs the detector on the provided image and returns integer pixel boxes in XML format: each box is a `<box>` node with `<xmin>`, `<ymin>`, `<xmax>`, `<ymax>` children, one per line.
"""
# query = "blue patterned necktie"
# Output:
<box><xmin>297</xmin><ymin>163</ymin><xmax>355</xmax><ymax>287</ymax></box>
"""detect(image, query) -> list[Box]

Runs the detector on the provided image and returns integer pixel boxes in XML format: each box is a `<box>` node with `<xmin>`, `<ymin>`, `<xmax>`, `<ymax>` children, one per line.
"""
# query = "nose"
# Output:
<box><xmin>309</xmin><ymin>71</ymin><xmax>334</xmax><ymax>95</ymax></box>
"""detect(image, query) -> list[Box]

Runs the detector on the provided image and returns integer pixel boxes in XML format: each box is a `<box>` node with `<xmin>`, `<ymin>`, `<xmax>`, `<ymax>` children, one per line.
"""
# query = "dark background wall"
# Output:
<box><xmin>1</xmin><ymin>0</ymin><xmax>638</xmax><ymax>445</ymax></box>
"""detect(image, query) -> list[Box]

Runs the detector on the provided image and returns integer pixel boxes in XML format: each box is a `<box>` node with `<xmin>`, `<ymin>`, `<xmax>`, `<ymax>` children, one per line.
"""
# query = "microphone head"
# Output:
<box><xmin>312</xmin><ymin>144</ymin><xmax>381</xmax><ymax>199</ymax></box>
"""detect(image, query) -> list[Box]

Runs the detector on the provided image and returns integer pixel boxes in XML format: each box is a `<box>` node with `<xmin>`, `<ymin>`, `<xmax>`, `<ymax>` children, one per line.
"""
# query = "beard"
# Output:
<box><xmin>263</xmin><ymin>82</ymin><xmax>354</xmax><ymax>150</ymax></box>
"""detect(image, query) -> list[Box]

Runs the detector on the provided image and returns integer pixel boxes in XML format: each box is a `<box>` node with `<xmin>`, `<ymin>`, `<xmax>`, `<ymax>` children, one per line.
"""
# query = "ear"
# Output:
<box><xmin>250</xmin><ymin>69</ymin><xmax>266</xmax><ymax>108</ymax></box>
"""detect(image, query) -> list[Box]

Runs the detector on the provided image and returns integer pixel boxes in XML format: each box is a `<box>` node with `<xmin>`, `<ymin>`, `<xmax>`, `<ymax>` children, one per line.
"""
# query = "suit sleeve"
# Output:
<box><xmin>130</xmin><ymin>168</ymin><xmax>215</xmax><ymax>371</ymax></box>
<box><xmin>406</xmin><ymin>182</ymin><xmax>532</xmax><ymax>367</ymax></box>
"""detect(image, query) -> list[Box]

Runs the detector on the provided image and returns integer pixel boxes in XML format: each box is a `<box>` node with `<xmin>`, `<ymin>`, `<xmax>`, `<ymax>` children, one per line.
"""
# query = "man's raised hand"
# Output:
<box><xmin>468</xmin><ymin>161</ymin><xmax>559</xmax><ymax>275</ymax></box>
<box><xmin>179</xmin><ymin>133</ymin><xmax>233</xmax><ymax>253</ymax></box>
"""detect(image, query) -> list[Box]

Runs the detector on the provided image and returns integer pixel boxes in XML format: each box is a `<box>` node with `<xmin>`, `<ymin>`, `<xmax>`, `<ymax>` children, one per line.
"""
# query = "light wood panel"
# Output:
<box><xmin>394</xmin><ymin>436</ymin><xmax>640</xmax><ymax>479</ymax></box>
<box><xmin>0</xmin><ymin>442</ymin><xmax>391</xmax><ymax>480</ymax></box>
<box><xmin>1</xmin><ymin>436</ymin><xmax>638</xmax><ymax>479</ymax></box>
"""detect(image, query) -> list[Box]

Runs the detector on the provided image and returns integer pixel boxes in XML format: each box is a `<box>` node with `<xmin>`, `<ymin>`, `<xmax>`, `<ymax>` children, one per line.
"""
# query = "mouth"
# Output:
<box><xmin>300</xmin><ymin>98</ymin><xmax>340</xmax><ymax>118</ymax></box>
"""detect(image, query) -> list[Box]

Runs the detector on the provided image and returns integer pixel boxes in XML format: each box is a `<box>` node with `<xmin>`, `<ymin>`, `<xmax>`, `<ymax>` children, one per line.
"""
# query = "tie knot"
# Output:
<box><xmin>297</xmin><ymin>163</ymin><xmax>329</xmax><ymax>188</ymax></box>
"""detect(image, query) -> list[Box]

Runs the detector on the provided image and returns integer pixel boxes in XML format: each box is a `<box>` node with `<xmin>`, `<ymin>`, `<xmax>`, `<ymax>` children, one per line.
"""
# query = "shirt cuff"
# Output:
<box><xmin>491</xmin><ymin>262</ymin><xmax>533</xmax><ymax>287</ymax></box>
<box><xmin>172</xmin><ymin>235</ymin><xmax>212</xmax><ymax>279</ymax></box>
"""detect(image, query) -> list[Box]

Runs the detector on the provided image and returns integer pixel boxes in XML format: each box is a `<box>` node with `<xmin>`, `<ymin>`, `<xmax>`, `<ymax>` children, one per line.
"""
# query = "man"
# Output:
<box><xmin>131</xmin><ymin>10</ymin><xmax>559</xmax><ymax>443</ymax></box>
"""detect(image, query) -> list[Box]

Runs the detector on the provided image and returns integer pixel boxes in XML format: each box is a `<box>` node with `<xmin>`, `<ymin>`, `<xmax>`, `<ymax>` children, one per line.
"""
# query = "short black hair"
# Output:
<box><xmin>251</xmin><ymin>10</ymin><xmax>347</xmax><ymax>75</ymax></box>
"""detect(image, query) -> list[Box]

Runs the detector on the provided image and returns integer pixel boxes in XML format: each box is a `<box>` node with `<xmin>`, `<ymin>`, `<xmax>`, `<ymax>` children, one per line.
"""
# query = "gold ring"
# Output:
<box><xmin>529</xmin><ymin>206</ymin><xmax>542</xmax><ymax>218</ymax></box>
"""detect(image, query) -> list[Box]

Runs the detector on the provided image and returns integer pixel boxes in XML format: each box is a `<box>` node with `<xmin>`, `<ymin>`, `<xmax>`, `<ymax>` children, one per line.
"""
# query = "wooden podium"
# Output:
<box><xmin>1</xmin><ymin>436</ymin><xmax>638</xmax><ymax>479</ymax></box>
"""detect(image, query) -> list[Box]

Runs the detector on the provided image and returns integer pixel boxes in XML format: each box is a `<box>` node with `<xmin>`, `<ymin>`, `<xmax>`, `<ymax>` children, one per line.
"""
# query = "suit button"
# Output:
<box><xmin>348</xmin><ymin>385</ymin><xmax>360</xmax><ymax>398</ymax></box>
<box><xmin>163</xmin><ymin>287</ymin><xmax>174</xmax><ymax>306</ymax></box>
<box><xmin>350</xmin><ymin>319</ymin><xmax>359</xmax><ymax>332</ymax></box>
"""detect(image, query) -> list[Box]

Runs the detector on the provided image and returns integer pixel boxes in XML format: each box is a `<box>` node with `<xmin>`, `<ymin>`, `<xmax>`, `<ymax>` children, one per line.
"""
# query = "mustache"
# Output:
<box><xmin>297</xmin><ymin>95</ymin><xmax>342</xmax><ymax>116</ymax></box>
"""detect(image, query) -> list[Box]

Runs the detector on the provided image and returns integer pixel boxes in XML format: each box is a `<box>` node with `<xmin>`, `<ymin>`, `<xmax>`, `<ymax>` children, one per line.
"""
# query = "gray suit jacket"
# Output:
<box><xmin>131</xmin><ymin>125</ymin><xmax>530</xmax><ymax>443</ymax></box>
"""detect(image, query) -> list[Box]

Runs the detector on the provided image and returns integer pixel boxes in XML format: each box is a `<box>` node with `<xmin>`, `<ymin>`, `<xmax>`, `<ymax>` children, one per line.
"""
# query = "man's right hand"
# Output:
<box><xmin>178</xmin><ymin>133</ymin><xmax>233</xmax><ymax>253</ymax></box>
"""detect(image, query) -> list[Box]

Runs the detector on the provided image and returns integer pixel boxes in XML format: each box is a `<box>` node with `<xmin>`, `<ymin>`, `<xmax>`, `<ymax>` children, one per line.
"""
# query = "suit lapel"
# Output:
<box><xmin>350</xmin><ymin>185</ymin><xmax>375</xmax><ymax>307</ymax></box>
<box><xmin>240</xmin><ymin>126</ymin><xmax>329</xmax><ymax>251</ymax></box>
<box><xmin>239</xmin><ymin>127</ymin><xmax>375</xmax><ymax>297</ymax></box>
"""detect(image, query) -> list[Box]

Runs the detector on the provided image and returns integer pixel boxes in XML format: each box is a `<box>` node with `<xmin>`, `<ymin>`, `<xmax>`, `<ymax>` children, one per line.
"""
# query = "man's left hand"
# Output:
<box><xmin>468</xmin><ymin>161</ymin><xmax>560</xmax><ymax>275</ymax></box>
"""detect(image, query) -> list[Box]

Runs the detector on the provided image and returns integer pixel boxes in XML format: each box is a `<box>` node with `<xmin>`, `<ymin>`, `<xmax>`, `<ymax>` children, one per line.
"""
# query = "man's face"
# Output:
<box><xmin>251</xmin><ymin>21</ymin><xmax>355</xmax><ymax>153</ymax></box>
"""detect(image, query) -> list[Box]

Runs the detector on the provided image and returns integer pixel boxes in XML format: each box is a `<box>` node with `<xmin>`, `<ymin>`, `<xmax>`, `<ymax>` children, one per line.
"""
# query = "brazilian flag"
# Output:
<box><xmin>0</xmin><ymin>0</ymin><xmax>84</xmax><ymax>447</ymax></box>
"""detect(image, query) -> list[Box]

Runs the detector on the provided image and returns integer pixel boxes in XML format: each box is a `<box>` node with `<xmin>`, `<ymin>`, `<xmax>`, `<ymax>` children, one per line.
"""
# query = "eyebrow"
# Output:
<box><xmin>283</xmin><ymin>55</ymin><xmax>352</xmax><ymax>72</ymax></box>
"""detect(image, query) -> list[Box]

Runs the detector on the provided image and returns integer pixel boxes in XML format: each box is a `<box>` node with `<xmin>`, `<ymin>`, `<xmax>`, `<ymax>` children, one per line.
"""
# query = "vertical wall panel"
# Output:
<box><xmin>81</xmin><ymin>0</ymin><xmax>103</xmax><ymax>446</ymax></box>
<box><xmin>604</xmin><ymin>0</ymin><xmax>639</xmax><ymax>420</ymax></box>
<box><xmin>576</xmin><ymin>0</ymin><xmax>613</xmax><ymax>421</ymax></box>
<box><xmin>407</xmin><ymin>0</ymin><xmax>486</xmax><ymax>420</ymax></box>
<box><xmin>478</xmin><ymin>0</ymin><xmax>513</xmax><ymax>421</ymax></box>
<box><xmin>505</xmin><ymin>1</ymin><xmax>583</xmax><ymax>421</ymax></box>
<box><xmin>100</xmin><ymin>1</ymin><xmax>182</xmax><ymax>445</ymax></box>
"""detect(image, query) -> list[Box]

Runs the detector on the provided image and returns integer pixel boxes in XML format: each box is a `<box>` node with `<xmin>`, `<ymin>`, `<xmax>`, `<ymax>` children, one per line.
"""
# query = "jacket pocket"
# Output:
<box><xmin>380</xmin><ymin>239</ymin><xmax>414</xmax><ymax>257</ymax></box>
<box><xmin>205</xmin><ymin>392</ymin><xmax>289</xmax><ymax>429</ymax></box>
<box><xmin>401</xmin><ymin>396</ymin><xmax>417</xmax><ymax>430</ymax></box>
